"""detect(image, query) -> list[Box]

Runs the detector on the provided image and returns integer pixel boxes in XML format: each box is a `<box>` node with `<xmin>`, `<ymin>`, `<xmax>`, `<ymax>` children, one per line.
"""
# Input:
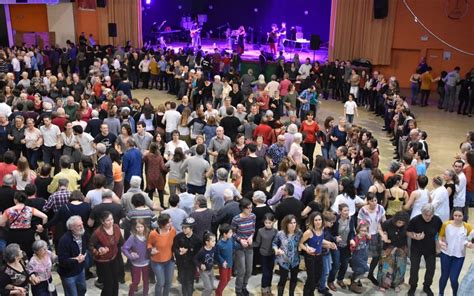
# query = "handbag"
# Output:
<box><xmin>48</xmin><ymin>277</ymin><xmax>56</xmax><ymax>293</ymax></box>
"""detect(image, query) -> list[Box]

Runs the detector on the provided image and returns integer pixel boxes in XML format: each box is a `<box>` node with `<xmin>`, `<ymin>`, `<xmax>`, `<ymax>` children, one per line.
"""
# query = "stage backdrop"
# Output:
<box><xmin>142</xmin><ymin>0</ymin><xmax>331</xmax><ymax>44</ymax></box>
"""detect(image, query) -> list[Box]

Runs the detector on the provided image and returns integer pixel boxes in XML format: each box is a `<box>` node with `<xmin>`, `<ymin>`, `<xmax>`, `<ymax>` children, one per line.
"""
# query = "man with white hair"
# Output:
<box><xmin>58</xmin><ymin>215</ymin><xmax>88</xmax><ymax>296</ymax></box>
<box><xmin>85</xmin><ymin>109</ymin><xmax>102</xmax><ymax>138</ymax></box>
<box><xmin>266</xmin><ymin>135</ymin><xmax>288</xmax><ymax>173</ymax></box>
<box><xmin>205</xmin><ymin>168</ymin><xmax>241</xmax><ymax>211</ymax></box>
<box><xmin>212</xmin><ymin>74</ymin><xmax>223</xmax><ymax>108</ymax></box>
<box><xmin>122</xmin><ymin>176</ymin><xmax>160</xmax><ymax>214</ymax></box>
<box><xmin>406</xmin><ymin>203</ymin><xmax>442</xmax><ymax>296</ymax></box>
<box><xmin>214</xmin><ymin>188</ymin><xmax>241</xmax><ymax>227</ymax></box>
<box><xmin>234</xmin><ymin>104</ymin><xmax>247</xmax><ymax>123</ymax></box>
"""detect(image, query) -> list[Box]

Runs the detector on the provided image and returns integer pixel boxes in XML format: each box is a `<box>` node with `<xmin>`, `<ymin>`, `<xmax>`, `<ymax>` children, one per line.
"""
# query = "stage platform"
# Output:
<box><xmin>157</xmin><ymin>38</ymin><xmax>329</xmax><ymax>63</ymax></box>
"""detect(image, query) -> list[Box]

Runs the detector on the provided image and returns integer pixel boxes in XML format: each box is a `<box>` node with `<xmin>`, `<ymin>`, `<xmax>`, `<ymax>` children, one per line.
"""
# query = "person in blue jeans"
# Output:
<box><xmin>319</xmin><ymin>211</ymin><xmax>337</xmax><ymax>296</ymax></box>
<box><xmin>438</xmin><ymin>209</ymin><xmax>473</xmax><ymax>296</ymax></box>
<box><xmin>57</xmin><ymin>215</ymin><xmax>89</xmax><ymax>296</ymax></box>
<box><xmin>148</xmin><ymin>213</ymin><xmax>176</xmax><ymax>296</ymax></box>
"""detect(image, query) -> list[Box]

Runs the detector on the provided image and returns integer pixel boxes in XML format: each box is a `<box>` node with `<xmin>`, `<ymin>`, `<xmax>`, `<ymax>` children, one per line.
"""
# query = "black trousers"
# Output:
<box><xmin>96</xmin><ymin>256</ymin><xmax>120</xmax><ymax>296</ymax></box>
<box><xmin>178</xmin><ymin>265</ymin><xmax>195</xmax><ymax>296</ymax></box>
<box><xmin>303</xmin><ymin>254</ymin><xmax>323</xmax><ymax>296</ymax></box>
<box><xmin>409</xmin><ymin>248</ymin><xmax>436</xmax><ymax>289</ymax></box>
<box><xmin>278</xmin><ymin>265</ymin><xmax>299</xmax><ymax>295</ymax></box>
<box><xmin>302</xmin><ymin>142</ymin><xmax>316</xmax><ymax>170</ymax></box>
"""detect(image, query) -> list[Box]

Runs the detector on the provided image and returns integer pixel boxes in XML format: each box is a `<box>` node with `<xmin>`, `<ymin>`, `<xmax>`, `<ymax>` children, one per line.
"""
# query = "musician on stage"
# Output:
<box><xmin>278</xmin><ymin>22</ymin><xmax>287</xmax><ymax>51</ymax></box>
<box><xmin>268</xmin><ymin>24</ymin><xmax>278</xmax><ymax>56</ymax></box>
<box><xmin>236</xmin><ymin>26</ymin><xmax>246</xmax><ymax>54</ymax></box>
<box><xmin>190</xmin><ymin>21</ymin><xmax>202</xmax><ymax>48</ymax></box>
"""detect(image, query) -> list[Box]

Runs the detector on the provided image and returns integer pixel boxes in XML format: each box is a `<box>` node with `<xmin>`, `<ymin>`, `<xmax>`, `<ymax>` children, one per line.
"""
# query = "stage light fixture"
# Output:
<box><xmin>209</xmin><ymin>5</ymin><xmax>213</xmax><ymax>10</ymax></box>
<box><xmin>178</xmin><ymin>5</ymin><xmax>182</xmax><ymax>9</ymax></box>
<box><xmin>145</xmin><ymin>0</ymin><xmax>151</xmax><ymax>4</ymax></box>
<box><xmin>304</xmin><ymin>10</ymin><xmax>309</xmax><ymax>15</ymax></box>
<box><xmin>254</xmin><ymin>8</ymin><xmax>258</xmax><ymax>12</ymax></box>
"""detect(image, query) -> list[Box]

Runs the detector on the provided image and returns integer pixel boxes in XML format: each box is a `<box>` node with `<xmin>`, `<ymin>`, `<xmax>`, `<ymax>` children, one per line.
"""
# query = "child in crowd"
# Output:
<box><xmin>193</xmin><ymin>232</ymin><xmax>217</xmax><ymax>296</ymax></box>
<box><xmin>344</xmin><ymin>93</ymin><xmax>358</xmax><ymax>124</ymax></box>
<box><xmin>216</xmin><ymin>224</ymin><xmax>234</xmax><ymax>296</ymax></box>
<box><xmin>255</xmin><ymin>213</ymin><xmax>278</xmax><ymax>296</ymax></box>
<box><xmin>173</xmin><ymin>217</ymin><xmax>201</xmax><ymax>296</ymax></box>
<box><xmin>121</xmin><ymin>219</ymin><xmax>150</xmax><ymax>296</ymax></box>
<box><xmin>349</xmin><ymin>221</ymin><xmax>371</xmax><ymax>293</ymax></box>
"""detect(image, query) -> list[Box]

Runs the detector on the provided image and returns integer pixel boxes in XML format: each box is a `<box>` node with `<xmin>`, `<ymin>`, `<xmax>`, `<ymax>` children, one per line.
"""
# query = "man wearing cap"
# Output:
<box><xmin>173</xmin><ymin>217</ymin><xmax>201</xmax><ymax>296</ymax></box>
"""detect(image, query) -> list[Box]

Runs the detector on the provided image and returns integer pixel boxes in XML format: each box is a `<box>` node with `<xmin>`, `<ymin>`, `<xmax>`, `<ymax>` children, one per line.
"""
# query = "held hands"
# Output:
<box><xmin>150</xmin><ymin>247</ymin><xmax>159</xmax><ymax>255</ymax></box>
<box><xmin>381</xmin><ymin>233</ymin><xmax>391</xmax><ymax>244</ymax></box>
<box><xmin>36</xmin><ymin>225</ymin><xmax>44</xmax><ymax>233</ymax></box>
<box><xmin>223</xmin><ymin>261</ymin><xmax>228</xmax><ymax>268</ymax></box>
<box><xmin>275</xmin><ymin>248</ymin><xmax>284</xmax><ymax>256</ymax></box>
<box><xmin>413</xmin><ymin>232</ymin><xmax>425</xmax><ymax>241</ymax></box>
<box><xmin>240</xmin><ymin>239</ymin><xmax>249</xmax><ymax>248</ymax></box>
<box><xmin>439</xmin><ymin>241</ymin><xmax>447</xmax><ymax>251</ymax></box>
<box><xmin>306</xmin><ymin>245</ymin><xmax>316</xmax><ymax>255</ymax></box>
<box><xmin>200</xmin><ymin>264</ymin><xmax>206</xmax><ymax>271</ymax></box>
<box><xmin>130</xmin><ymin>252</ymin><xmax>139</xmax><ymax>260</ymax></box>
<box><xmin>98</xmin><ymin>247</ymin><xmax>109</xmax><ymax>256</ymax></box>
<box><xmin>76</xmin><ymin>254</ymin><xmax>86</xmax><ymax>263</ymax></box>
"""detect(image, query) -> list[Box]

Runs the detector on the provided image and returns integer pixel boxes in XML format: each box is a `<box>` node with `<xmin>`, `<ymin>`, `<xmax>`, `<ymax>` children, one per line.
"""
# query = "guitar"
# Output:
<box><xmin>190</xmin><ymin>27</ymin><xmax>201</xmax><ymax>38</ymax></box>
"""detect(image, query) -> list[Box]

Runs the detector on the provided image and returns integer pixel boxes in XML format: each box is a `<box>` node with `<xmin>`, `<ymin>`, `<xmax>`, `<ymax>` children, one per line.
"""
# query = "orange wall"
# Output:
<box><xmin>9</xmin><ymin>4</ymin><xmax>49</xmax><ymax>32</ymax></box>
<box><xmin>73</xmin><ymin>3</ymin><xmax>100</xmax><ymax>43</ymax></box>
<box><xmin>375</xmin><ymin>0</ymin><xmax>474</xmax><ymax>88</ymax></box>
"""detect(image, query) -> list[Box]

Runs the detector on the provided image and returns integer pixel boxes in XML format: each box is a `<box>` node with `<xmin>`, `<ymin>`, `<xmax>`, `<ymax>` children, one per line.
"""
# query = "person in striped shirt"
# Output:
<box><xmin>231</xmin><ymin>198</ymin><xmax>256</xmax><ymax>296</ymax></box>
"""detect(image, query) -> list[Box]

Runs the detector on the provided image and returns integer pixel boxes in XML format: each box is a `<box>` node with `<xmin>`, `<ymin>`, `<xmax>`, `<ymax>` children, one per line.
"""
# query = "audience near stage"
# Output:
<box><xmin>0</xmin><ymin>38</ymin><xmax>472</xmax><ymax>296</ymax></box>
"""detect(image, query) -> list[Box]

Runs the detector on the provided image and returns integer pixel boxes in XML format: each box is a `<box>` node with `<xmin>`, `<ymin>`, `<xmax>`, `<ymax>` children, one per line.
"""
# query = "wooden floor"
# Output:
<box><xmin>55</xmin><ymin>89</ymin><xmax>473</xmax><ymax>295</ymax></box>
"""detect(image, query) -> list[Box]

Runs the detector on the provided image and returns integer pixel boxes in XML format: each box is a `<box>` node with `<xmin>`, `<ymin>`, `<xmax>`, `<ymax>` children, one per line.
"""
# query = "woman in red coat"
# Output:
<box><xmin>300</xmin><ymin>111</ymin><xmax>320</xmax><ymax>169</ymax></box>
<box><xmin>143</xmin><ymin>142</ymin><xmax>168</xmax><ymax>208</ymax></box>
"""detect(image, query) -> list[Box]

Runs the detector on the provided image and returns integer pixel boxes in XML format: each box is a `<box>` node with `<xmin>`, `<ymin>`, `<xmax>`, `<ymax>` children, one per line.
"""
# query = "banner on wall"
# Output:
<box><xmin>78</xmin><ymin>0</ymin><xmax>97</xmax><ymax>10</ymax></box>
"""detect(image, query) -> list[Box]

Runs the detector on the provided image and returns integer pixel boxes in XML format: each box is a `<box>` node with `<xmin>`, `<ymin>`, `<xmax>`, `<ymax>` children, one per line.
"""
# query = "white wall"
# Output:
<box><xmin>47</xmin><ymin>3</ymin><xmax>75</xmax><ymax>46</ymax></box>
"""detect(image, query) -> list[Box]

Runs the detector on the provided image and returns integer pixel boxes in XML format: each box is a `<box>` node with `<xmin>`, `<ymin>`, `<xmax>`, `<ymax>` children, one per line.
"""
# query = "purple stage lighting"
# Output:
<box><xmin>145</xmin><ymin>0</ymin><xmax>151</xmax><ymax>4</ymax></box>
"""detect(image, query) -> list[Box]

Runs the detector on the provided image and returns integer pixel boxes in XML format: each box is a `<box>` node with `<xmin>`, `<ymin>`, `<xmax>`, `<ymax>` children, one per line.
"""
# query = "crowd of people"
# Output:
<box><xmin>0</xmin><ymin>39</ymin><xmax>472</xmax><ymax>296</ymax></box>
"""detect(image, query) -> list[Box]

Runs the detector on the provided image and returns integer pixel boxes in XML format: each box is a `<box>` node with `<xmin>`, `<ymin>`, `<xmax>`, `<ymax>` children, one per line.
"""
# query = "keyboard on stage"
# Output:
<box><xmin>154</xmin><ymin>30</ymin><xmax>182</xmax><ymax>35</ymax></box>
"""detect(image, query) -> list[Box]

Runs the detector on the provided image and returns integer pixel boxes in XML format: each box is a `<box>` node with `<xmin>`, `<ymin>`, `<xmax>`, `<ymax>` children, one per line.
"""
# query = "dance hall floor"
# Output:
<box><xmin>54</xmin><ymin>89</ymin><xmax>473</xmax><ymax>295</ymax></box>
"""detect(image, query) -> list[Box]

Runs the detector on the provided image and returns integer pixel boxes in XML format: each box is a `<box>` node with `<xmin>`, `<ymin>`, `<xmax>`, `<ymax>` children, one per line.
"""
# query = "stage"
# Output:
<box><xmin>157</xmin><ymin>38</ymin><xmax>329</xmax><ymax>64</ymax></box>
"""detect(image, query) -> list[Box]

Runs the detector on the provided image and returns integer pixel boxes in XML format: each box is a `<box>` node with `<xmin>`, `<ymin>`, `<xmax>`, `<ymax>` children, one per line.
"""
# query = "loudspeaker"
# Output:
<box><xmin>310</xmin><ymin>34</ymin><xmax>320</xmax><ymax>50</ymax></box>
<box><xmin>108</xmin><ymin>23</ymin><xmax>117</xmax><ymax>38</ymax></box>
<box><xmin>374</xmin><ymin>0</ymin><xmax>389</xmax><ymax>19</ymax></box>
<box><xmin>97</xmin><ymin>0</ymin><xmax>107</xmax><ymax>8</ymax></box>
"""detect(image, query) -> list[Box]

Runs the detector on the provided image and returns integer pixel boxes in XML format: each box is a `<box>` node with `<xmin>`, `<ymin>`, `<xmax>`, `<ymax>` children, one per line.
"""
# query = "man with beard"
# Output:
<box><xmin>57</xmin><ymin>215</ymin><xmax>89</xmax><ymax>296</ymax></box>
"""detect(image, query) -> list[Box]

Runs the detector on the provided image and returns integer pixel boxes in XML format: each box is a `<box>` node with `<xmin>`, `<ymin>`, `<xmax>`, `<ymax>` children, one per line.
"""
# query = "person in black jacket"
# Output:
<box><xmin>173</xmin><ymin>217</ymin><xmax>202</xmax><ymax>296</ymax></box>
<box><xmin>274</xmin><ymin>183</ymin><xmax>304</xmax><ymax>229</ymax></box>
<box><xmin>57</xmin><ymin>215</ymin><xmax>89</xmax><ymax>296</ymax></box>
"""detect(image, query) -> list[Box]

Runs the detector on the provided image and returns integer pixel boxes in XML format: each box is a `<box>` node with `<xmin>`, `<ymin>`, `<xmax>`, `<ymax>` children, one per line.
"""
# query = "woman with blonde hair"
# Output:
<box><xmin>301</xmin><ymin>185</ymin><xmax>331</xmax><ymax>219</ymax></box>
<box><xmin>12</xmin><ymin>156</ymin><xmax>36</xmax><ymax>190</ymax></box>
